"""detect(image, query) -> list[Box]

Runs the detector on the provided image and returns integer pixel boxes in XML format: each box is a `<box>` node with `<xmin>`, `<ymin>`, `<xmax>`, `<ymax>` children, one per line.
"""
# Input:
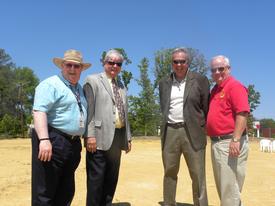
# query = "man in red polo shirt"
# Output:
<box><xmin>206</xmin><ymin>55</ymin><xmax>250</xmax><ymax>206</ymax></box>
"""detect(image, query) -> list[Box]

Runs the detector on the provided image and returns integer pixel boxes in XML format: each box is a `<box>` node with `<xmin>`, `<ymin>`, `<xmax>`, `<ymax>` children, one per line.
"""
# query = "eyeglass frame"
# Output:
<box><xmin>172</xmin><ymin>60</ymin><xmax>187</xmax><ymax>65</ymax></box>
<box><xmin>107</xmin><ymin>61</ymin><xmax>123</xmax><ymax>67</ymax></box>
<box><xmin>210</xmin><ymin>66</ymin><xmax>229</xmax><ymax>73</ymax></box>
<box><xmin>63</xmin><ymin>62</ymin><xmax>82</xmax><ymax>69</ymax></box>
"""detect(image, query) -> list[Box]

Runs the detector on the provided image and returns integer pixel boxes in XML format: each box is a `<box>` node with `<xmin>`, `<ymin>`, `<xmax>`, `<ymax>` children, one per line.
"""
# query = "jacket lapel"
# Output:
<box><xmin>164</xmin><ymin>75</ymin><xmax>173</xmax><ymax>114</ymax></box>
<box><xmin>100</xmin><ymin>72</ymin><xmax>115</xmax><ymax>103</ymax></box>
<box><xmin>166</xmin><ymin>75</ymin><xmax>173</xmax><ymax>97</ymax></box>
<box><xmin>183</xmin><ymin>71</ymin><xmax>194</xmax><ymax>106</ymax></box>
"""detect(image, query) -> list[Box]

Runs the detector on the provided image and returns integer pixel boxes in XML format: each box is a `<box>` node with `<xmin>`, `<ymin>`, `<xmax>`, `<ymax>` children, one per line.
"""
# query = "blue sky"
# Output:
<box><xmin>1</xmin><ymin>0</ymin><xmax>275</xmax><ymax>119</ymax></box>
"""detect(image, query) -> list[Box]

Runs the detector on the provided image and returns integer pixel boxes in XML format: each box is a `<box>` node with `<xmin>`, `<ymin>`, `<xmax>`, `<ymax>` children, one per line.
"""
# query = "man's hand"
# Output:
<box><xmin>38</xmin><ymin>140</ymin><xmax>52</xmax><ymax>161</ymax></box>
<box><xmin>86</xmin><ymin>137</ymin><xmax>97</xmax><ymax>153</ymax></box>
<box><xmin>126</xmin><ymin>141</ymin><xmax>132</xmax><ymax>154</ymax></box>
<box><xmin>229</xmin><ymin>141</ymin><xmax>240</xmax><ymax>157</ymax></box>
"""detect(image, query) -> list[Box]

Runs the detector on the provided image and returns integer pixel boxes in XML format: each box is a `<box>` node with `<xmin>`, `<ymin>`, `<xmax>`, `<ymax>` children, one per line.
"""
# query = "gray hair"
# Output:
<box><xmin>104</xmin><ymin>49</ymin><xmax>124</xmax><ymax>63</ymax></box>
<box><xmin>211</xmin><ymin>55</ymin><xmax>230</xmax><ymax>67</ymax></box>
<box><xmin>172</xmin><ymin>47</ymin><xmax>190</xmax><ymax>64</ymax></box>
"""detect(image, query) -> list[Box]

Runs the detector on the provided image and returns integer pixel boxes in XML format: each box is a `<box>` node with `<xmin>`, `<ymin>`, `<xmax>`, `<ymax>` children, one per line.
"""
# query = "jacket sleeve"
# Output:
<box><xmin>83</xmin><ymin>80</ymin><xmax>96</xmax><ymax>138</ymax></box>
<box><xmin>200</xmin><ymin>75</ymin><xmax>210</xmax><ymax>121</ymax></box>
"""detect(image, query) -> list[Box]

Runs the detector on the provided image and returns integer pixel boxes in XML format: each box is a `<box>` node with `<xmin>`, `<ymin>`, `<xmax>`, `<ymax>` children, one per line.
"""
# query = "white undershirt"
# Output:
<box><xmin>168</xmin><ymin>75</ymin><xmax>186</xmax><ymax>123</ymax></box>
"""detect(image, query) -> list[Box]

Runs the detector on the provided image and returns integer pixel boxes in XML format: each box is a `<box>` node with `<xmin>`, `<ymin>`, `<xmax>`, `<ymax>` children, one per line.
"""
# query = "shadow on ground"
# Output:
<box><xmin>159</xmin><ymin>202</ymin><xmax>193</xmax><ymax>206</ymax></box>
<box><xmin>159</xmin><ymin>202</ymin><xmax>215</xmax><ymax>206</ymax></box>
<box><xmin>112</xmin><ymin>202</ymin><xmax>131</xmax><ymax>206</ymax></box>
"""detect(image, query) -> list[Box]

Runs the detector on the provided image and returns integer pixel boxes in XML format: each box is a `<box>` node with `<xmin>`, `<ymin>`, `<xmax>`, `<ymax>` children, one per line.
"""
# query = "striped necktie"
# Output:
<box><xmin>112</xmin><ymin>78</ymin><xmax>125</xmax><ymax>123</ymax></box>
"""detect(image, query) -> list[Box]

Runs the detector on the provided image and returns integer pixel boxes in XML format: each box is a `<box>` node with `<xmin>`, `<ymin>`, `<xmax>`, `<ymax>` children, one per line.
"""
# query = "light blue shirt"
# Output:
<box><xmin>33</xmin><ymin>74</ymin><xmax>87</xmax><ymax>135</ymax></box>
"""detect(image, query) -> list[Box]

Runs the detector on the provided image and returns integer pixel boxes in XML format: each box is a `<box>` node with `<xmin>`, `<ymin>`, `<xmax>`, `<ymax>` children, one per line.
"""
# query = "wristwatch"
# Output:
<box><xmin>232</xmin><ymin>137</ymin><xmax>240</xmax><ymax>142</ymax></box>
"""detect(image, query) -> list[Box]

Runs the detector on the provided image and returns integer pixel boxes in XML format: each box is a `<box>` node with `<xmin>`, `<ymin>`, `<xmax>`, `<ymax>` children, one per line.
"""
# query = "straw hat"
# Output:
<box><xmin>53</xmin><ymin>49</ymin><xmax>91</xmax><ymax>70</ymax></box>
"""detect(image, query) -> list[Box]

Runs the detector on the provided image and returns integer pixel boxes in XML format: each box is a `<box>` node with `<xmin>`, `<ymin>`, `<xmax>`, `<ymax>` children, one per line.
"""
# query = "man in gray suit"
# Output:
<box><xmin>159</xmin><ymin>48</ymin><xmax>210</xmax><ymax>206</ymax></box>
<box><xmin>84</xmin><ymin>49</ymin><xmax>132</xmax><ymax>206</ymax></box>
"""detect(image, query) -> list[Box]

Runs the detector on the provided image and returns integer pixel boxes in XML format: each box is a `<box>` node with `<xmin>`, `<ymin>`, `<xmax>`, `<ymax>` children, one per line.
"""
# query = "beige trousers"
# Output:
<box><xmin>211</xmin><ymin>136</ymin><xmax>249</xmax><ymax>206</ymax></box>
<box><xmin>162</xmin><ymin>126</ymin><xmax>208</xmax><ymax>206</ymax></box>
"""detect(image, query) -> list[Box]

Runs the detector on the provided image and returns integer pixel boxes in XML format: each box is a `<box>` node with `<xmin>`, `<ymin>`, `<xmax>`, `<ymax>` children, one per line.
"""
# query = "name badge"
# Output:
<box><xmin>79</xmin><ymin>113</ymin><xmax>85</xmax><ymax>128</ymax></box>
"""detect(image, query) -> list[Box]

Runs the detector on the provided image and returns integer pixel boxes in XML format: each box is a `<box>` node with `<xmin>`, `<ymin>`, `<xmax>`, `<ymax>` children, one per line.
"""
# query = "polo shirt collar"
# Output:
<box><xmin>217</xmin><ymin>76</ymin><xmax>232</xmax><ymax>88</ymax></box>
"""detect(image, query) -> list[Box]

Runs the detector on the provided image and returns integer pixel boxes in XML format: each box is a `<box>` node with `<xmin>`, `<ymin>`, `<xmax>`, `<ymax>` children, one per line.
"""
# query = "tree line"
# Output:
<box><xmin>0</xmin><ymin>49</ymin><xmax>39</xmax><ymax>137</ymax></box>
<box><xmin>0</xmin><ymin>47</ymin><xmax>270</xmax><ymax>138</ymax></box>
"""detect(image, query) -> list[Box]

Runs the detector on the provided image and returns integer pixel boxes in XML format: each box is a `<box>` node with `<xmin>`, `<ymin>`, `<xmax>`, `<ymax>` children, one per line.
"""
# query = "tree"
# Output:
<box><xmin>0</xmin><ymin>48</ymin><xmax>14</xmax><ymax>67</ymax></box>
<box><xmin>0</xmin><ymin>49</ymin><xmax>17</xmax><ymax>118</ymax></box>
<box><xmin>0</xmin><ymin>48</ymin><xmax>39</xmax><ymax>137</ymax></box>
<box><xmin>100</xmin><ymin>48</ymin><xmax>133</xmax><ymax>89</ymax></box>
<box><xmin>0</xmin><ymin>66</ymin><xmax>17</xmax><ymax>118</ymax></box>
<box><xmin>121</xmin><ymin>70</ymin><xmax>132</xmax><ymax>90</ymax></box>
<box><xmin>128</xmin><ymin>58</ymin><xmax>160</xmax><ymax>136</ymax></box>
<box><xmin>247</xmin><ymin>84</ymin><xmax>261</xmax><ymax>137</ymax></box>
<box><xmin>260</xmin><ymin>118</ymin><xmax>275</xmax><ymax>128</ymax></box>
<box><xmin>0</xmin><ymin>114</ymin><xmax>21</xmax><ymax>137</ymax></box>
<box><xmin>153</xmin><ymin>47</ymin><xmax>209</xmax><ymax>88</ymax></box>
<box><xmin>15</xmin><ymin>67</ymin><xmax>40</xmax><ymax>114</ymax></box>
<box><xmin>247</xmin><ymin>84</ymin><xmax>260</xmax><ymax>113</ymax></box>
<box><xmin>15</xmin><ymin>67</ymin><xmax>39</xmax><ymax>137</ymax></box>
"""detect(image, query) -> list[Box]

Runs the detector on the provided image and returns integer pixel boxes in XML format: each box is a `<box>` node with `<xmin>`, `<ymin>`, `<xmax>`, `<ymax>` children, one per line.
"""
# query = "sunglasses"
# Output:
<box><xmin>64</xmin><ymin>63</ymin><xmax>81</xmax><ymax>69</ymax></box>
<box><xmin>173</xmin><ymin>60</ymin><xmax>186</xmax><ymax>65</ymax></box>
<box><xmin>107</xmin><ymin>61</ymin><xmax>122</xmax><ymax>67</ymax></box>
<box><xmin>211</xmin><ymin>67</ymin><xmax>226</xmax><ymax>73</ymax></box>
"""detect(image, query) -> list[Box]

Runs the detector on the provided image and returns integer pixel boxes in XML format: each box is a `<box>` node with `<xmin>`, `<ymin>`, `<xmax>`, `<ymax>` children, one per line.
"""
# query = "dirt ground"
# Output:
<box><xmin>0</xmin><ymin>138</ymin><xmax>274</xmax><ymax>206</ymax></box>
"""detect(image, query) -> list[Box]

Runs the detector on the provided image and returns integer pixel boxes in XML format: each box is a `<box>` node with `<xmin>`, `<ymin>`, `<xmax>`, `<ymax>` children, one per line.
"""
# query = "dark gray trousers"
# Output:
<box><xmin>31</xmin><ymin>129</ymin><xmax>82</xmax><ymax>206</ymax></box>
<box><xmin>86</xmin><ymin>129</ymin><xmax>123</xmax><ymax>206</ymax></box>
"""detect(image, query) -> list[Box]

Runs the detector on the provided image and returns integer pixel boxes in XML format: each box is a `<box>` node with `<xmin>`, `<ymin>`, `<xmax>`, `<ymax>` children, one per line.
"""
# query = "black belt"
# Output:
<box><xmin>48</xmin><ymin>126</ymin><xmax>81</xmax><ymax>141</ymax></box>
<box><xmin>115</xmin><ymin>127</ymin><xmax>125</xmax><ymax>130</ymax></box>
<box><xmin>167</xmin><ymin>122</ymin><xmax>186</xmax><ymax>129</ymax></box>
<box><xmin>211</xmin><ymin>131</ymin><xmax>247</xmax><ymax>141</ymax></box>
<box><xmin>115</xmin><ymin>127</ymin><xmax>125</xmax><ymax>134</ymax></box>
<box><xmin>210</xmin><ymin>134</ymin><xmax>233</xmax><ymax>141</ymax></box>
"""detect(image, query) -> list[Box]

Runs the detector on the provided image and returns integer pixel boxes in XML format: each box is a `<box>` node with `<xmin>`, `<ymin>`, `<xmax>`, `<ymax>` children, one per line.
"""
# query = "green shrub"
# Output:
<box><xmin>0</xmin><ymin>114</ymin><xmax>21</xmax><ymax>137</ymax></box>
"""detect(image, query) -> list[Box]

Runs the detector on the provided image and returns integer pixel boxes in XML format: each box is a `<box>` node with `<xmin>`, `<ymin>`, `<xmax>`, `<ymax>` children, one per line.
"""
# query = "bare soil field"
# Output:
<box><xmin>0</xmin><ymin>138</ymin><xmax>274</xmax><ymax>206</ymax></box>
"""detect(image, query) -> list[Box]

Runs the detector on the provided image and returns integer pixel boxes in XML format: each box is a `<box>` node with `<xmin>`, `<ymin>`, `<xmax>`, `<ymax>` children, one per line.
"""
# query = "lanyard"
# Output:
<box><xmin>69</xmin><ymin>85</ymin><xmax>84</xmax><ymax>114</ymax></box>
<box><xmin>58</xmin><ymin>75</ymin><xmax>83</xmax><ymax>114</ymax></box>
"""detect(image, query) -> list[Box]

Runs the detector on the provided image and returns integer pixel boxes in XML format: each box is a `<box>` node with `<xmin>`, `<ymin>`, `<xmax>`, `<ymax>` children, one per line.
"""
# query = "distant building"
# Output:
<box><xmin>261</xmin><ymin>128</ymin><xmax>275</xmax><ymax>138</ymax></box>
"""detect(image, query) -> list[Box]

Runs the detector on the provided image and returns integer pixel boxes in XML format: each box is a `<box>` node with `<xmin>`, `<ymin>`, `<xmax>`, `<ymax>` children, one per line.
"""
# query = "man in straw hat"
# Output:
<box><xmin>31</xmin><ymin>49</ymin><xmax>91</xmax><ymax>206</ymax></box>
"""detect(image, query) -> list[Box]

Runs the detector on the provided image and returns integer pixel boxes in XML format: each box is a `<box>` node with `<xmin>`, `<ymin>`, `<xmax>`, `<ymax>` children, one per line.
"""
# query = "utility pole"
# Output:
<box><xmin>17</xmin><ymin>82</ymin><xmax>28</xmax><ymax>138</ymax></box>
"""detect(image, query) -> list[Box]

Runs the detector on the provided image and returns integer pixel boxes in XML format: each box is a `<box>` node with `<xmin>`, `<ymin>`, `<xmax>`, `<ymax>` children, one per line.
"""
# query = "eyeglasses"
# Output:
<box><xmin>211</xmin><ymin>67</ymin><xmax>226</xmax><ymax>73</ymax></box>
<box><xmin>64</xmin><ymin>63</ymin><xmax>81</xmax><ymax>69</ymax></box>
<box><xmin>107</xmin><ymin>61</ymin><xmax>122</xmax><ymax>67</ymax></box>
<box><xmin>173</xmin><ymin>60</ymin><xmax>186</xmax><ymax>65</ymax></box>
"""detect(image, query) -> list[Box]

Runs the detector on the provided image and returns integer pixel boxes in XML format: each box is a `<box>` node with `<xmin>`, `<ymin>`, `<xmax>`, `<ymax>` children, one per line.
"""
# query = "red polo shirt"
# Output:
<box><xmin>206</xmin><ymin>76</ymin><xmax>250</xmax><ymax>136</ymax></box>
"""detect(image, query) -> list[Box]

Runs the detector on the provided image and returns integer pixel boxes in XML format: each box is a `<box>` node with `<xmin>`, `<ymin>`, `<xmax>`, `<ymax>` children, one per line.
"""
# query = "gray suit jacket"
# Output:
<box><xmin>159</xmin><ymin>71</ymin><xmax>210</xmax><ymax>151</ymax></box>
<box><xmin>83</xmin><ymin>72</ymin><xmax>131</xmax><ymax>151</ymax></box>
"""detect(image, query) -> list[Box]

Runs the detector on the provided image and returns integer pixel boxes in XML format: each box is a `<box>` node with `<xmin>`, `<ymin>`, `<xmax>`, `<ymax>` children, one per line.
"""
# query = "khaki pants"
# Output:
<box><xmin>162</xmin><ymin>126</ymin><xmax>208</xmax><ymax>206</ymax></box>
<box><xmin>211</xmin><ymin>136</ymin><xmax>249</xmax><ymax>206</ymax></box>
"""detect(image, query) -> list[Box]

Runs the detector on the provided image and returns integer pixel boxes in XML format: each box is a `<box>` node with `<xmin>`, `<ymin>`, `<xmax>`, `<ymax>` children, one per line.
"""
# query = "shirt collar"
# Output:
<box><xmin>217</xmin><ymin>76</ymin><xmax>232</xmax><ymax>88</ymax></box>
<box><xmin>105</xmin><ymin>72</ymin><xmax>118</xmax><ymax>82</ymax></box>
<box><xmin>58</xmin><ymin>73</ymin><xmax>79</xmax><ymax>89</ymax></box>
<box><xmin>172</xmin><ymin>71</ymin><xmax>188</xmax><ymax>84</ymax></box>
